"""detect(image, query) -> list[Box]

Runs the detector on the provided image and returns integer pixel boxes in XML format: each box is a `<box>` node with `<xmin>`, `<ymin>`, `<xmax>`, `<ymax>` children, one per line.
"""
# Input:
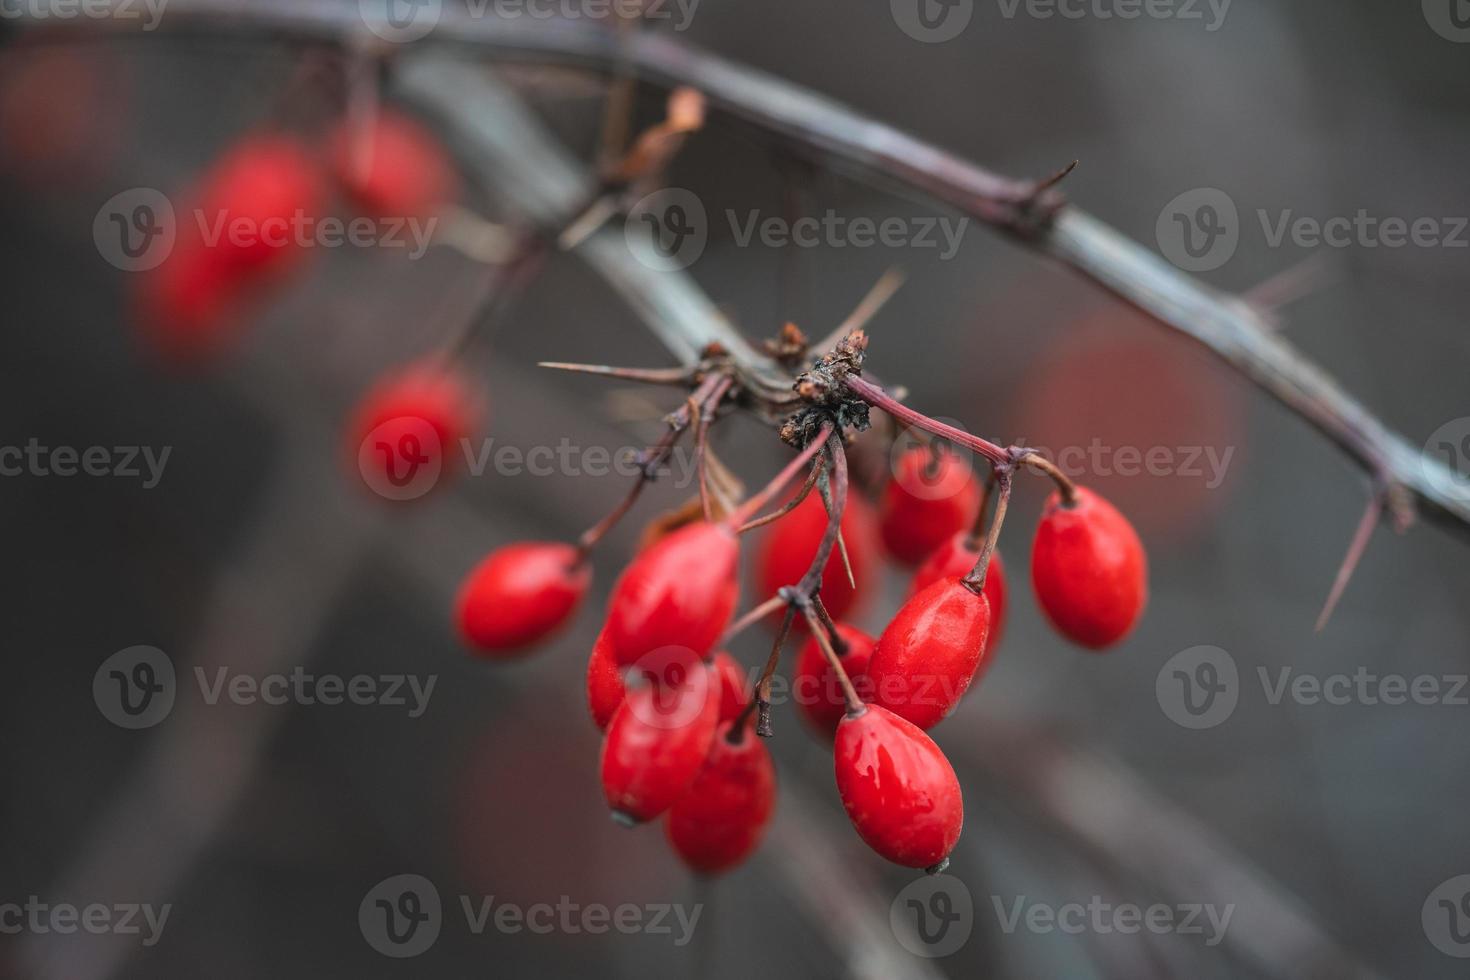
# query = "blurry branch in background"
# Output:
<box><xmin>24</xmin><ymin>0</ymin><xmax>1470</xmax><ymax>545</ymax></box>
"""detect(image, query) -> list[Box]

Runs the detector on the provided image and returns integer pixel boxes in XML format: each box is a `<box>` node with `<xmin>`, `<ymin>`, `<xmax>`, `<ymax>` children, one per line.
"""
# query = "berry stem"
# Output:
<box><xmin>1014</xmin><ymin>448</ymin><xmax>1078</xmax><ymax>505</ymax></box>
<box><xmin>734</xmin><ymin>601</ymin><xmax>797</xmax><ymax>738</ymax></box>
<box><xmin>810</xmin><ymin>593</ymin><xmax>850</xmax><ymax>656</ymax></box>
<box><xmin>843</xmin><ymin>375</ymin><xmax>1008</xmax><ymax>466</ymax></box>
<box><xmin>695</xmin><ymin>375</ymin><xmax>735</xmax><ymax>521</ymax></box>
<box><xmin>729</xmin><ymin>423</ymin><xmax>835</xmax><ymax>527</ymax></box>
<box><xmin>576</xmin><ymin>371</ymin><xmax>728</xmax><ymax>560</ymax></box>
<box><xmin>734</xmin><ymin>456</ymin><xmax>824</xmax><ymax>534</ymax></box>
<box><xmin>965</xmin><ymin>468</ymin><xmax>999</xmax><ymax>551</ymax></box>
<box><xmin>795</xmin><ymin>432</ymin><xmax>848</xmax><ymax>597</ymax></box>
<box><xmin>962</xmin><ymin>466</ymin><xmax>1012</xmax><ymax>594</ymax></box>
<box><xmin>720</xmin><ymin>594</ymin><xmax>788</xmax><ymax>644</ymax></box>
<box><xmin>799</xmin><ymin>602</ymin><xmax>864</xmax><ymax>715</ymax></box>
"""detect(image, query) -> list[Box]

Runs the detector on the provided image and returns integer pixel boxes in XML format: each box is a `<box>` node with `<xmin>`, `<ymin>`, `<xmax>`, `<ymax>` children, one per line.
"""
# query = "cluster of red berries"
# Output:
<box><xmin>447</xmin><ymin>409</ymin><xmax>1147</xmax><ymax>875</ymax></box>
<box><xmin>135</xmin><ymin>110</ymin><xmax>455</xmax><ymax>363</ymax></box>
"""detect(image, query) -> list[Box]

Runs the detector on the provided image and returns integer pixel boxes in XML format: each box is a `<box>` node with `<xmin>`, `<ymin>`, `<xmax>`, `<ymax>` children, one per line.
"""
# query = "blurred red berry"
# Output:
<box><xmin>793</xmin><ymin>624</ymin><xmax>875</xmax><ymax>738</ymax></box>
<box><xmin>194</xmin><ymin>132</ymin><xmax>325</xmax><ymax>275</ymax></box>
<box><xmin>349</xmin><ymin>360</ymin><xmax>483</xmax><ymax>498</ymax></box>
<box><xmin>711</xmin><ymin>651</ymin><xmax>750</xmax><ymax>723</ymax></box>
<box><xmin>834</xmin><ymin>705</ymin><xmax>963</xmax><ymax>870</ymax></box>
<box><xmin>879</xmin><ymin>447</ymin><xmax>980</xmax><ymax>565</ymax></box>
<box><xmin>456</xmin><ymin>542</ymin><xmax>590</xmax><ymax>655</ymax></box>
<box><xmin>755</xmin><ymin>490</ymin><xmax>879</xmax><ymax>627</ymax></box>
<box><xmin>330</xmin><ymin>109</ymin><xmax>457</xmax><ymax>220</ymax></box>
<box><xmin>664</xmin><ymin>721</ymin><xmax>776</xmax><ymax>875</ymax></box>
<box><xmin>1031</xmin><ymin>487</ymin><xmax>1147</xmax><ymax>649</ymax></box>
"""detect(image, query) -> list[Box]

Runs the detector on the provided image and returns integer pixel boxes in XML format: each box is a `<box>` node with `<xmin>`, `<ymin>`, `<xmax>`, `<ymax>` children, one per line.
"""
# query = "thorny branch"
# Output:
<box><xmin>32</xmin><ymin>0</ymin><xmax>1470</xmax><ymax>536</ymax></box>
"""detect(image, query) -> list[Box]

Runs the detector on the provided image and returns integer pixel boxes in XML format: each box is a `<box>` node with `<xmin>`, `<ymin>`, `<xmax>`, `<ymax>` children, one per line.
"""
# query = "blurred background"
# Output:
<box><xmin>1</xmin><ymin>0</ymin><xmax>1468</xmax><ymax>977</ymax></box>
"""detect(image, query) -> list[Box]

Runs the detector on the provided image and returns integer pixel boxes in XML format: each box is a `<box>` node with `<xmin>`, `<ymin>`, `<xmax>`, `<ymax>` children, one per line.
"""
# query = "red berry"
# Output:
<box><xmin>711</xmin><ymin>651</ymin><xmax>750</xmax><ymax>723</ymax></box>
<box><xmin>330</xmin><ymin>109</ymin><xmax>457</xmax><ymax>220</ymax></box>
<box><xmin>586</xmin><ymin>629</ymin><xmax>624</xmax><ymax>731</ymax></box>
<box><xmin>879</xmin><ymin>448</ymin><xmax>980</xmax><ymax>565</ymax></box>
<box><xmin>605</xmin><ymin>521</ymin><xmax>740</xmax><ymax>668</ymax></box>
<box><xmin>911</xmin><ymin>534</ymin><xmax>1008</xmax><ymax>652</ymax></box>
<box><xmin>350</xmin><ymin>360</ymin><xmax>483</xmax><ymax>498</ymax></box>
<box><xmin>1031</xmin><ymin>487</ymin><xmax>1147</xmax><ymax>649</ymax></box>
<box><xmin>867</xmin><ymin>578</ymin><xmax>990</xmax><ymax>730</ymax></box>
<box><xmin>133</xmin><ymin>224</ymin><xmax>241</xmax><ymax>363</ymax></box>
<box><xmin>664</xmin><ymin>721</ymin><xmax>776</xmax><ymax>875</ymax></box>
<box><xmin>755</xmin><ymin>491</ymin><xmax>879</xmax><ymax>626</ymax></box>
<box><xmin>455</xmin><ymin>542</ymin><xmax>590</xmax><ymax>655</ymax></box>
<box><xmin>834</xmin><ymin>705</ymin><xmax>963</xmax><ymax>870</ymax></box>
<box><xmin>793</xmin><ymin>624</ymin><xmax>875</xmax><ymax>738</ymax></box>
<box><xmin>195</xmin><ymin>133</ymin><xmax>325</xmax><ymax>274</ymax></box>
<box><xmin>600</xmin><ymin>665</ymin><xmax>721</xmax><ymax>824</ymax></box>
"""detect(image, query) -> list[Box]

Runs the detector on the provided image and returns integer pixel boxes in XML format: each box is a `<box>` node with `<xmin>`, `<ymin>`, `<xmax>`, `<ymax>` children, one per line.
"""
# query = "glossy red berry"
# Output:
<box><xmin>455</xmin><ymin>542</ymin><xmax>589</xmax><ymax>655</ymax></box>
<box><xmin>664</xmin><ymin>721</ymin><xmax>776</xmax><ymax>875</ymax></box>
<box><xmin>911</xmin><ymin>535</ymin><xmax>1008</xmax><ymax>652</ymax></box>
<box><xmin>834</xmin><ymin>704</ymin><xmax>963</xmax><ymax>870</ymax></box>
<box><xmin>711</xmin><ymin>651</ymin><xmax>750</xmax><ymax>723</ymax></box>
<box><xmin>793</xmin><ymin>624</ymin><xmax>875</xmax><ymax>738</ymax></box>
<box><xmin>755</xmin><ymin>490</ymin><xmax>879</xmax><ymax>625</ymax></box>
<box><xmin>350</xmin><ymin>360</ymin><xmax>482</xmax><ymax>497</ymax></box>
<box><xmin>879</xmin><ymin>448</ymin><xmax>980</xmax><ymax>565</ymax></box>
<box><xmin>600</xmin><ymin>665</ymin><xmax>721</xmax><ymax>824</ymax></box>
<box><xmin>867</xmin><ymin>578</ymin><xmax>990</xmax><ymax>730</ymax></box>
<box><xmin>330</xmin><ymin>109</ymin><xmax>457</xmax><ymax>220</ymax></box>
<box><xmin>586</xmin><ymin>629</ymin><xmax>624</xmax><ymax>731</ymax></box>
<box><xmin>195</xmin><ymin>133</ymin><xmax>325</xmax><ymax>274</ymax></box>
<box><xmin>605</xmin><ymin>521</ymin><xmax>740</xmax><ymax>668</ymax></box>
<box><xmin>1031</xmin><ymin>487</ymin><xmax>1147</xmax><ymax>649</ymax></box>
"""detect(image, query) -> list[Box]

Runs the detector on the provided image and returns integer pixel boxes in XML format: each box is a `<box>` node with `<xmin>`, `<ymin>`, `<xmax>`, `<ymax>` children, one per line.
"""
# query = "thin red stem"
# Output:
<box><xmin>800</xmin><ymin>603</ymin><xmax>863</xmax><ymax>715</ymax></box>
<box><xmin>734</xmin><ymin>457</ymin><xmax>824</xmax><ymax>534</ymax></box>
<box><xmin>844</xmin><ymin>375</ymin><xmax>1007</xmax><ymax>465</ymax></box>
<box><xmin>729</xmin><ymin>424</ymin><xmax>834</xmax><ymax>527</ymax></box>
<box><xmin>963</xmin><ymin>468</ymin><xmax>1012</xmax><ymax>593</ymax></box>
<box><xmin>796</xmin><ymin>433</ymin><xmax>848</xmax><ymax>597</ymax></box>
